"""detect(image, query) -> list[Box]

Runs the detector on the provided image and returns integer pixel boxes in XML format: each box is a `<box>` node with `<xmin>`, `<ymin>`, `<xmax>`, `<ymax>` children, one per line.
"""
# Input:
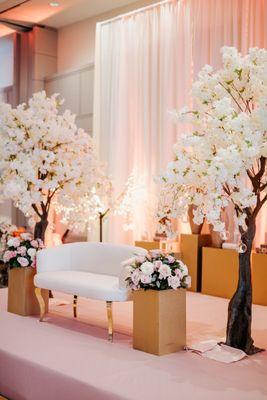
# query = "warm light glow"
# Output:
<box><xmin>49</xmin><ymin>2</ymin><xmax>60</xmax><ymax>6</ymax></box>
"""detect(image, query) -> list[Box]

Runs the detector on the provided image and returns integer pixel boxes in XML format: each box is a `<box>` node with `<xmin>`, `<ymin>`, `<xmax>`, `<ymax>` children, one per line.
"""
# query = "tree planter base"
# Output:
<box><xmin>133</xmin><ymin>289</ymin><xmax>186</xmax><ymax>355</ymax></box>
<box><xmin>8</xmin><ymin>268</ymin><xmax>49</xmax><ymax>316</ymax></box>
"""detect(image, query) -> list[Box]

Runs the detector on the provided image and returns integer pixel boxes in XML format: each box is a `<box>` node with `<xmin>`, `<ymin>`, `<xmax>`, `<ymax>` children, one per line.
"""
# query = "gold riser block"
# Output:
<box><xmin>180</xmin><ymin>234</ymin><xmax>212</xmax><ymax>292</ymax></box>
<box><xmin>202</xmin><ymin>248</ymin><xmax>239</xmax><ymax>299</ymax></box>
<box><xmin>135</xmin><ymin>241</ymin><xmax>160</xmax><ymax>251</ymax></box>
<box><xmin>8</xmin><ymin>267</ymin><xmax>49</xmax><ymax>316</ymax></box>
<box><xmin>252</xmin><ymin>253</ymin><xmax>267</xmax><ymax>306</ymax></box>
<box><xmin>133</xmin><ymin>289</ymin><xmax>186</xmax><ymax>356</ymax></box>
<box><xmin>202</xmin><ymin>248</ymin><xmax>267</xmax><ymax>306</ymax></box>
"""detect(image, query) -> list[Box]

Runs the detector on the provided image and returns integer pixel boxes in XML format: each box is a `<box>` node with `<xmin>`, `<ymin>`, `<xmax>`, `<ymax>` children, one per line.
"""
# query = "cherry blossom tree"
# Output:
<box><xmin>158</xmin><ymin>47</ymin><xmax>267</xmax><ymax>354</ymax></box>
<box><xmin>0</xmin><ymin>91</ymin><xmax>103</xmax><ymax>242</ymax></box>
<box><xmin>56</xmin><ymin>171</ymin><xmax>149</xmax><ymax>240</ymax></box>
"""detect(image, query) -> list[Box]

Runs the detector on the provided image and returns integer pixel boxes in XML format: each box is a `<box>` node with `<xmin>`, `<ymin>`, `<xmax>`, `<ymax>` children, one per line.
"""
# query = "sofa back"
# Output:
<box><xmin>37</xmin><ymin>242</ymin><xmax>146</xmax><ymax>277</ymax></box>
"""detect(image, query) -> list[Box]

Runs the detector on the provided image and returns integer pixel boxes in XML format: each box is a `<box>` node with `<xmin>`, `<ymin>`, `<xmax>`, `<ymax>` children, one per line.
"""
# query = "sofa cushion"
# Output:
<box><xmin>34</xmin><ymin>271</ymin><xmax>131</xmax><ymax>302</ymax></box>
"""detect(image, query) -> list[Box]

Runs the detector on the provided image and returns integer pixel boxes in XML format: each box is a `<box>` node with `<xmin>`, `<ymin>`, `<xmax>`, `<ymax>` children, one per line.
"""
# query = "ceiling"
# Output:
<box><xmin>0</xmin><ymin>0</ymin><xmax>153</xmax><ymax>36</ymax></box>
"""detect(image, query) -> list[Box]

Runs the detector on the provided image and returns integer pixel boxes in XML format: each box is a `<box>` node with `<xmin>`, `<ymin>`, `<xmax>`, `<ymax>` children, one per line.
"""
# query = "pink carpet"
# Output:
<box><xmin>0</xmin><ymin>288</ymin><xmax>266</xmax><ymax>400</ymax></box>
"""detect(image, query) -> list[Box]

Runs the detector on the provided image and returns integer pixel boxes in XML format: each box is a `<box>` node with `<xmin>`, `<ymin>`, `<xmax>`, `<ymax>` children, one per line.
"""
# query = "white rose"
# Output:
<box><xmin>27</xmin><ymin>248</ymin><xmax>37</xmax><ymax>259</ymax></box>
<box><xmin>140</xmin><ymin>261</ymin><xmax>154</xmax><ymax>276</ymax></box>
<box><xmin>168</xmin><ymin>275</ymin><xmax>181</xmax><ymax>289</ymax></box>
<box><xmin>7</xmin><ymin>237</ymin><xmax>20</xmax><ymax>248</ymax></box>
<box><xmin>179</xmin><ymin>262</ymin><xmax>188</xmax><ymax>277</ymax></box>
<box><xmin>184</xmin><ymin>276</ymin><xmax>191</xmax><ymax>288</ymax></box>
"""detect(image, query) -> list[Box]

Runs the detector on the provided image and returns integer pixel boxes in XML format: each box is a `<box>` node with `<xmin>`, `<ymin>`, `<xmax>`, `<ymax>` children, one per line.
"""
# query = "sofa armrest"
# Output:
<box><xmin>118</xmin><ymin>257</ymin><xmax>135</xmax><ymax>289</ymax></box>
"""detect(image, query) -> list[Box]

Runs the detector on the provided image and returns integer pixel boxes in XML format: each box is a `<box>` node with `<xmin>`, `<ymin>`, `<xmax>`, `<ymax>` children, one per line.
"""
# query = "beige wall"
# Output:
<box><xmin>57</xmin><ymin>0</ymin><xmax>158</xmax><ymax>72</ymax></box>
<box><xmin>0</xmin><ymin>35</ymin><xmax>13</xmax><ymax>89</ymax></box>
<box><xmin>45</xmin><ymin>63</ymin><xmax>94</xmax><ymax>134</ymax></box>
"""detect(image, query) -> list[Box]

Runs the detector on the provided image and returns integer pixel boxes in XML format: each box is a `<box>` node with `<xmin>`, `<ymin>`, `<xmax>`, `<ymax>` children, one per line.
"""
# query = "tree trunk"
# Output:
<box><xmin>226</xmin><ymin>218</ymin><xmax>262</xmax><ymax>354</ymax></box>
<box><xmin>34</xmin><ymin>215</ymin><xmax>48</xmax><ymax>242</ymax></box>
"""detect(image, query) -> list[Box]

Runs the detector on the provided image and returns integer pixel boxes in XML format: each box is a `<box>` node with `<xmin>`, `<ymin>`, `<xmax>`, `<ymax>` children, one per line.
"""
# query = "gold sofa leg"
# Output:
<box><xmin>106</xmin><ymin>301</ymin><xmax>113</xmax><ymax>342</ymax></box>
<box><xmin>35</xmin><ymin>287</ymin><xmax>45</xmax><ymax>322</ymax></box>
<box><xmin>73</xmin><ymin>295</ymin><xmax>78</xmax><ymax>318</ymax></box>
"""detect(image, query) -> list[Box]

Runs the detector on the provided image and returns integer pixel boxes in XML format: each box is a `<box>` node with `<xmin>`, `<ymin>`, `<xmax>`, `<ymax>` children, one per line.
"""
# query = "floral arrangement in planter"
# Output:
<box><xmin>125</xmin><ymin>250</ymin><xmax>191</xmax><ymax>290</ymax></box>
<box><xmin>0</xmin><ymin>217</ymin><xmax>18</xmax><ymax>286</ymax></box>
<box><xmin>3</xmin><ymin>233</ymin><xmax>44</xmax><ymax>269</ymax></box>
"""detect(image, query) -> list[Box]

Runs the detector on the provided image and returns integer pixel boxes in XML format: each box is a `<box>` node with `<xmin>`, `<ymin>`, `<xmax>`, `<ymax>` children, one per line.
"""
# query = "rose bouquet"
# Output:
<box><xmin>0</xmin><ymin>217</ymin><xmax>18</xmax><ymax>286</ymax></box>
<box><xmin>125</xmin><ymin>250</ymin><xmax>191</xmax><ymax>291</ymax></box>
<box><xmin>3</xmin><ymin>233</ymin><xmax>44</xmax><ymax>269</ymax></box>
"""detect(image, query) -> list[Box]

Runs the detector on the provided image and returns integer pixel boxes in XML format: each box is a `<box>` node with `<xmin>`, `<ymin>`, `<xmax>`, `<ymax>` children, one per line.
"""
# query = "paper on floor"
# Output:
<box><xmin>187</xmin><ymin>340</ymin><xmax>247</xmax><ymax>363</ymax></box>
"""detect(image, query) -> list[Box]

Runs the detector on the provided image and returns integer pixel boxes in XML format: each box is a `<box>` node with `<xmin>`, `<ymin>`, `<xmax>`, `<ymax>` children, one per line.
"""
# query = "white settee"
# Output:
<box><xmin>34</xmin><ymin>242</ymin><xmax>146</xmax><ymax>340</ymax></box>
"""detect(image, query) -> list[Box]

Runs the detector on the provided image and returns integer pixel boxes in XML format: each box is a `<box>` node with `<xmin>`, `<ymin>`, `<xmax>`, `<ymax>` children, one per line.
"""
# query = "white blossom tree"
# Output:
<box><xmin>0</xmin><ymin>91</ymin><xmax>103</xmax><ymax>242</ymax></box>
<box><xmin>158</xmin><ymin>47</ymin><xmax>267</xmax><ymax>354</ymax></box>
<box><xmin>56</xmin><ymin>170</ymin><xmax>153</xmax><ymax>240</ymax></box>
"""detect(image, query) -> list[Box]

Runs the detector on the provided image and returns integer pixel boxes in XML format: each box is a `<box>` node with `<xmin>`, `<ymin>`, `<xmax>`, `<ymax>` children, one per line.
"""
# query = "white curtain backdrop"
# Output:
<box><xmin>94</xmin><ymin>0</ymin><xmax>267</xmax><ymax>245</ymax></box>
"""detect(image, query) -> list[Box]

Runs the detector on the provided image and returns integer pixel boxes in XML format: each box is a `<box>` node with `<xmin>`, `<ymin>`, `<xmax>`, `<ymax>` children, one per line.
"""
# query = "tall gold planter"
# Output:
<box><xmin>201</xmin><ymin>247</ymin><xmax>239</xmax><ymax>299</ymax></box>
<box><xmin>180</xmin><ymin>234</ymin><xmax>211</xmax><ymax>292</ymax></box>
<box><xmin>8</xmin><ymin>267</ymin><xmax>49</xmax><ymax>316</ymax></box>
<box><xmin>133</xmin><ymin>289</ymin><xmax>186</xmax><ymax>356</ymax></box>
<box><xmin>252</xmin><ymin>253</ymin><xmax>267</xmax><ymax>306</ymax></box>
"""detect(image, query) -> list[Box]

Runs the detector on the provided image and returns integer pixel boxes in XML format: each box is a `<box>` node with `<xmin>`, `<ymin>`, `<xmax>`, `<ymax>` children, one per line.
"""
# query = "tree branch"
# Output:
<box><xmin>32</xmin><ymin>204</ymin><xmax>42</xmax><ymax>218</ymax></box>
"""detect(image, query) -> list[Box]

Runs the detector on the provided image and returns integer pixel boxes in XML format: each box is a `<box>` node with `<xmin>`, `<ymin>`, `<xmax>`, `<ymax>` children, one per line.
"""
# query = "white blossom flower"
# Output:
<box><xmin>140</xmin><ymin>261</ymin><xmax>154</xmax><ymax>276</ymax></box>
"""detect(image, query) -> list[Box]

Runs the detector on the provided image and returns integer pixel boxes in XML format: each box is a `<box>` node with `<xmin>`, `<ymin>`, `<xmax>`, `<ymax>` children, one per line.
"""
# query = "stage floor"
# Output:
<box><xmin>0</xmin><ymin>288</ymin><xmax>266</xmax><ymax>400</ymax></box>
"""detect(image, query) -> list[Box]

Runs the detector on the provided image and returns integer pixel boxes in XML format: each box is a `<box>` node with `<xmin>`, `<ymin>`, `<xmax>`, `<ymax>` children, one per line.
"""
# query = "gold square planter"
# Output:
<box><xmin>8</xmin><ymin>267</ymin><xmax>49</xmax><ymax>316</ymax></box>
<box><xmin>133</xmin><ymin>289</ymin><xmax>186</xmax><ymax>356</ymax></box>
<box><xmin>252</xmin><ymin>253</ymin><xmax>267</xmax><ymax>306</ymax></box>
<box><xmin>201</xmin><ymin>247</ymin><xmax>239</xmax><ymax>299</ymax></box>
<box><xmin>180</xmin><ymin>234</ymin><xmax>211</xmax><ymax>292</ymax></box>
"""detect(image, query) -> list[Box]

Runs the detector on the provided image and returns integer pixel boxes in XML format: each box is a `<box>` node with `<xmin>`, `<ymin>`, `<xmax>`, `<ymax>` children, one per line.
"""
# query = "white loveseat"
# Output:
<box><xmin>34</xmin><ymin>242</ymin><xmax>146</xmax><ymax>340</ymax></box>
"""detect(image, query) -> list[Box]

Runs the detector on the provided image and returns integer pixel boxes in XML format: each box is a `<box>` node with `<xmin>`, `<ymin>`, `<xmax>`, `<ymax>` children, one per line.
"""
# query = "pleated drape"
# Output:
<box><xmin>93</xmin><ymin>0</ymin><xmax>267</xmax><ymax>245</ymax></box>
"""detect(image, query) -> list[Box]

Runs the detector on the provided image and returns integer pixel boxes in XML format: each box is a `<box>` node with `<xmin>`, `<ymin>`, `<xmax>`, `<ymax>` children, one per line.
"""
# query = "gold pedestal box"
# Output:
<box><xmin>133</xmin><ymin>289</ymin><xmax>186</xmax><ymax>356</ymax></box>
<box><xmin>8</xmin><ymin>267</ymin><xmax>49</xmax><ymax>316</ymax></box>
<box><xmin>202</xmin><ymin>248</ymin><xmax>239</xmax><ymax>299</ymax></box>
<box><xmin>135</xmin><ymin>241</ymin><xmax>160</xmax><ymax>251</ymax></box>
<box><xmin>202</xmin><ymin>249</ymin><xmax>267</xmax><ymax>305</ymax></box>
<box><xmin>252</xmin><ymin>253</ymin><xmax>267</xmax><ymax>306</ymax></box>
<box><xmin>180</xmin><ymin>234</ymin><xmax>211</xmax><ymax>292</ymax></box>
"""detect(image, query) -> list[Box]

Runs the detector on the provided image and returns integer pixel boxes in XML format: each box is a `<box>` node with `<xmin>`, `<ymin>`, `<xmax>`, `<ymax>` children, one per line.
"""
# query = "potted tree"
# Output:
<box><xmin>158</xmin><ymin>47</ymin><xmax>267</xmax><ymax>354</ymax></box>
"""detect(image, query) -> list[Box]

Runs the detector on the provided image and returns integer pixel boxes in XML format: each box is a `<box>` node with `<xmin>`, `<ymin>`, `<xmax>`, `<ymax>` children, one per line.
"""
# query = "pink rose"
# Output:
<box><xmin>17</xmin><ymin>257</ymin><xmax>29</xmax><ymax>267</ymax></box>
<box><xmin>3</xmin><ymin>250</ymin><xmax>17</xmax><ymax>263</ymax></box>
<box><xmin>140</xmin><ymin>274</ymin><xmax>152</xmax><ymax>284</ymax></box>
<box><xmin>158</xmin><ymin>264</ymin><xmax>172</xmax><ymax>279</ymax></box>
<box><xmin>135</xmin><ymin>255</ymin><xmax>146</xmax><ymax>264</ymax></box>
<box><xmin>175</xmin><ymin>268</ymin><xmax>183</xmax><ymax>279</ymax></box>
<box><xmin>37</xmin><ymin>238</ymin><xmax>45</xmax><ymax>248</ymax></box>
<box><xmin>131</xmin><ymin>269</ymin><xmax>141</xmax><ymax>285</ymax></box>
<box><xmin>17</xmin><ymin>246</ymin><xmax>27</xmax><ymax>256</ymax></box>
<box><xmin>30</xmin><ymin>240</ymin><xmax>39</xmax><ymax>248</ymax></box>
<box><xmin>153</xmin><ymin>260</ymin><xmax>162</xmax><ymax>269</ymax></box>
<box><xmin>150</xmin><ymin>249</ymin><xmax>162</xmax><ymax>258</ymax></box>
<box><xmin>167</xmin><ymin>255</ymin><xmax>175</xmax><ymax>264</ymax></box>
